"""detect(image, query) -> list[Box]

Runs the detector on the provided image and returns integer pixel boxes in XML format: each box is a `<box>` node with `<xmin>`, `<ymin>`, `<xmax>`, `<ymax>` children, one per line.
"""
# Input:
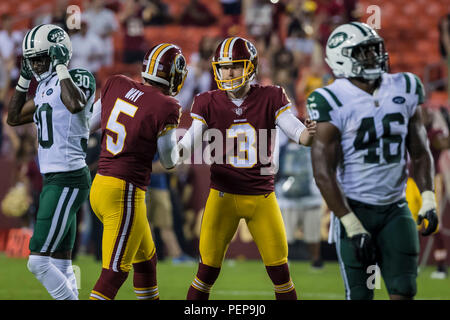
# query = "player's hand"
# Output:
<box><xmin>49</xmin><ymin>43</ymin><xmax>70</xmax><ymax>67</ymax></box>
<box><xmin>350</xmin><ymin>233</ymin><xmax>376</xmax><ymax>266</ymax></box>
<box><xmin>340</xmin><ymin>211</ymin><xmax>376</xmax><ymax>265</ymax></box>
<box><xmin>417</xmin><ymin>191</ymin><xmax>439</xmax><ymax>236</ymax></box>
<box><xmin>19</xmin><ymin>58</ymin><xmax>33</xmax><ymax>81</ymax></box>
<box><xmin>299</xmin><ymin>119</ymin><xmax>317</xmax><ymax>146</ymax></box>
<box><xmin>305</xmin><ymin>118</ymin><xmax>317</xmax><ymax>137</ymax></box>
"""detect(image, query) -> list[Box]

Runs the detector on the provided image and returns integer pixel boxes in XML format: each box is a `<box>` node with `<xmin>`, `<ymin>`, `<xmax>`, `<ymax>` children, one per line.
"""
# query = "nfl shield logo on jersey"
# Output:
<box><xmin>234</xmin><ymin>107</ymin><xmax>243</xmax><ymax>116</ymax></box>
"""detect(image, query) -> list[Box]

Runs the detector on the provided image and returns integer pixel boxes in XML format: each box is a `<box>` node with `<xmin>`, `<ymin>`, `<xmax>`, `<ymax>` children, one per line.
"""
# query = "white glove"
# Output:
<box><xmin>417</xmin><ymin>191</ymin><xmax>439</xmax><ymax>236</ymax></box>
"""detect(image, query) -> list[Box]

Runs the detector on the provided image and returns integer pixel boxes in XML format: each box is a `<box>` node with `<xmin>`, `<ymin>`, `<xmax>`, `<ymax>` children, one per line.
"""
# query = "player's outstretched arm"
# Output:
<box><xmin>157</xmin><ymin>127</ymin><xmax>179</xmax><ymax>170</ymax></box>
<box><xmin>7</xmin><ymin>59</ymin><xmax>36</xmax><ymax>126</ymax></box>
<box><xmin>312</xmin><ymin>122</ymin><xmax>375</xmax><ymax>264</ymax></box>
<box><xmin>50</xmin><ymin>44</ymin><xmax>87</xmax><ymax>114</ymax></box>
<box><xmin>406</xmin><ymin>105</ymin><xmax>439</xmax><ymax>235</ymax></box>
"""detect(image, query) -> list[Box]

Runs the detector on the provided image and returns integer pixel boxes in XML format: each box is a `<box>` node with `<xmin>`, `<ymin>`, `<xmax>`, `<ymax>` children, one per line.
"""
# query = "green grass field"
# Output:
<box><xmin>0</xmin><ymin>253</ymin><xmax>449</xmax><ymax>300</ymax></box>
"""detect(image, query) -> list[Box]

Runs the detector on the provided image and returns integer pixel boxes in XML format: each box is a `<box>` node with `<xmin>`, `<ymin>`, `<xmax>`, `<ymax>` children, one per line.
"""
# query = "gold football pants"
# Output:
<box><xmin>90</xmin><ymin>174</ymin><xmax>156</xmax><ymax>272</ymax></box>
<box><xmin>199</xmin><ymin>189</ymin><xmax>288</xmax><ymax>268</ymax></box>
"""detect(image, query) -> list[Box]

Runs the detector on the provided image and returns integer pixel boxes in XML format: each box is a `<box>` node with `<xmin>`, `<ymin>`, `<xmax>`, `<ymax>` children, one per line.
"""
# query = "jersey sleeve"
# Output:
<box><xmin>402</xmin><ymin>72</ymin><xmax>425</xmax><ymax>118</ymax></box>
<box><xmin>69</xmin><ymin>68</ymin><xmax>96</xmax><ymax>111</ymax></box>
<box><xmin>190</xmin><ymin>93</ymin><xmax>208</xmax><ymax>126</ymax></box>
<box><xmin>157</xmin><ymin>101</ymin><xmax>181</xmax><ymax>137</ymax></box>
<box><xmin>306</xmin><ymin>89</ymin><xmax>342</xmax><ymax>130</ymax></box>
<box><xmin>273</xmin><ymin>86</ymin><xmax>292</xmax><ymax>121</ymax></box>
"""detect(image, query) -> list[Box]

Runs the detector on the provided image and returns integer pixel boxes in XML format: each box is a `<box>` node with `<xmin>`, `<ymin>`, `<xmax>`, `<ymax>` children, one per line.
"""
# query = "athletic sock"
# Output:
<box><xmin>50</xmin><ymin>257</ymin><xmax>78</xmax><ymax>298</ymax></box>
<box><xmin>187</xmin><ymin>263</ymin><xmax>221</xmax><ymax>300</ymax></box>
<box><xmin>266</xmin><ymin>263</ymin><xmax>297</xmax><ymax>300</ymax></box>
<box><xmin>133</xmin><ymin>255</ymin><xmax>159</xmax><ymax>300</ymax></box>
<box><xmin>90</xmin><ymin>268</ymin><xmax>128</xmax><ymax>300</ymax></box>
<box><xmin>27</xmin><ymin>255</ymin><xmax>77</xmax><ymax>300</ymax></box>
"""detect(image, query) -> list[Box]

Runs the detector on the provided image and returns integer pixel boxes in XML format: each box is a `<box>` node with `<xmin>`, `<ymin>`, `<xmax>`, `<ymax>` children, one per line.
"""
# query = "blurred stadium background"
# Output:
<box><xmin>0</xmin><ymin>0</ymin><xmax>449</xmax><ymax>299</ymax></box>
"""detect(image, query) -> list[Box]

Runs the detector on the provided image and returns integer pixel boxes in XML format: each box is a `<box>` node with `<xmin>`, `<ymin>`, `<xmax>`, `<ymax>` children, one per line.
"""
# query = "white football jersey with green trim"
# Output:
<box><xmin>33</xmin><ymin>68</ymin><xmax>96</xmax><ymax>174</ymax></box>
<box><xmin>307</xmin><ymin>72</ymin><xmax>425</xmax><ymax>205</ymax></box>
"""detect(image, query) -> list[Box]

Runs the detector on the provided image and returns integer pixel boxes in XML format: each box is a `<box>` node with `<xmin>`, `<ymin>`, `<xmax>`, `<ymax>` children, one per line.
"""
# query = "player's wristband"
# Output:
<box><xmin>16</xmin><ymin>76</ymin><xmax>31</xmax><ymax>92</ymax></box>
<box><xmin>56</xmin><ymin>64</ymin><xmax>71</xmax><ymax>80</ymax></box>
<box><xmin>340</xmin><ymin>211</ymin><xmax>368</xmax><ymax>237</ymax></box>
<box><xmin>421</xmin><ymin>191</ymin><xmax>435</xmax><ymax>205</ymax></box>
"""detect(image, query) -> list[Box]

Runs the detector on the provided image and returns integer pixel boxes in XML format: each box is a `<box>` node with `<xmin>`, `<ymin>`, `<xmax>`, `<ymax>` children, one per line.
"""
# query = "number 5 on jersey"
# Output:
<box><xmin>106</xmin><ymin>99</ymin><xmax>138</xmax><ymax>155</ymax></box>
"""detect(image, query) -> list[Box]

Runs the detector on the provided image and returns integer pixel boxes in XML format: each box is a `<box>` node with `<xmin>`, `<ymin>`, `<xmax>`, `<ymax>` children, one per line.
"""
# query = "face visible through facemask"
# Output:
<box><xmin>219</xmin><ymin>61</ymin><xmax>246</xmax><ymax>90</ymax></box>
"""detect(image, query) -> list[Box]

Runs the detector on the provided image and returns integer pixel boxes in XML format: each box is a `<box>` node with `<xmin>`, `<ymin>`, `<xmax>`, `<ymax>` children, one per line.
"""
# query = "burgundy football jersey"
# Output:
<box><xmin>191</xmin><ymin>84</ymin><xmax>291</xmax><ymax>195</ymax></box>
<box><xmin>98</xmin><ymin>75</ymin><xmax>181</xmax><ymax>190</ymax></box>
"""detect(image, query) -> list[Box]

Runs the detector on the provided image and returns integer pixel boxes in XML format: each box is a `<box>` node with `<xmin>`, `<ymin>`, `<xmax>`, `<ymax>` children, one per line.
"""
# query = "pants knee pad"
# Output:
<box><xmin>27</xmin><ymin>255</ymin><xmax>51</xmax><ymax>276</ymax></box>
<box><xmin>387</xmin><ymin>274</ymin><xmax>417</xmax><ymax>298</ymax></box>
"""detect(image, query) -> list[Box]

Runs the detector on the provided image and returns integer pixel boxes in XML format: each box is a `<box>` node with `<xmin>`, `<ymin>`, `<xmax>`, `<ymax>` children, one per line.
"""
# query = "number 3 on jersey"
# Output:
<box><xmin>106</xmin><ymin>98</ymin><xmax>138</xmax><ymax>155</ymax></box>
<box><xmin>227</xmin><ymin>123</ymin><xmax>257</xmax><ymax>168</ymax></box>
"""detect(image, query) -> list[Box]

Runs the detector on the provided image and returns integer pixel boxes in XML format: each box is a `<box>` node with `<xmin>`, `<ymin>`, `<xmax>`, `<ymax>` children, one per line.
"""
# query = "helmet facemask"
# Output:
<box><xmin>25</xmin><ymin>52</ymin><xmax>53</xmax><ymax>82</ymax></box>
<box><xmin>212</xmin><ymin>59</ymin><xmax>255</xmax><ymax>91</ymax></box>
<box><xmin>342</xmin><ymin>38</ymin><xmax>389</xmax><ymax>80</ymax></box>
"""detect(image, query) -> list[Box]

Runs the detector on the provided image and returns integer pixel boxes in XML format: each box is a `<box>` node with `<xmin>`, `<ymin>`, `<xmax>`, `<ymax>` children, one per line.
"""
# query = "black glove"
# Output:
<box><xmin>350</xmin><ymin>233</ymin><xmax>376</xmax><ymax>266</ymax></box>
<box><xmin>417</xmin><ymin>208</ymin><xmax>439</xmax><ymax>236</ymax></box>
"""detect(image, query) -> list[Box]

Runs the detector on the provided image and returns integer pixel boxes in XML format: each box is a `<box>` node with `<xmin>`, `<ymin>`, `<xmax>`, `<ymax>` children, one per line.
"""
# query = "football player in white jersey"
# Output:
<box><xmin>7</xmin><ymin>24</ymin><xmax>96</xmax><ymax>300</ymax></box>
<box><xmin>307</xmin><ymin>22</ymin><xmax>439</xmax><ymax>300</ymax></box>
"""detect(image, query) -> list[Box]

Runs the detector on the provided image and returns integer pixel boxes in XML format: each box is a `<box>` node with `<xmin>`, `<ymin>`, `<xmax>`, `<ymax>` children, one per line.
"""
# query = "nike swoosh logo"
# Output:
<box><xmin>397</xmin><ymin>203</ymin><xmax>407</xmax><ymax>208</ymax></box>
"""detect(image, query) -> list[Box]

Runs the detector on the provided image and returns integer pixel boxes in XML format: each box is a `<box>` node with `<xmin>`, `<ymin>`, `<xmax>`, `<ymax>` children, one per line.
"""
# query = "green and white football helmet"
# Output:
<box><xmin>325</xmin><ymin>22</ymin><xmax>388</xmax><ymax>80</ymax></box>
<box><xmin>22</xmin><ymin>24</ymin><xmax>72</xmax><ymax>82</ymax></box>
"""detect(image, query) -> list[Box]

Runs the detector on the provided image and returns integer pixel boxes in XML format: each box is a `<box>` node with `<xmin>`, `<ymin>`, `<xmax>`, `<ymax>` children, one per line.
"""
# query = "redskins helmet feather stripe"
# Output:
<box><xmin>142</xmin><ymin>43</ymin><xmax>188</xmax><ymax>96</ymax></box>
<box><xmin>145</xmin><ymin>43</ymin><xmax>173</xmax><ymax>77</ymax></box>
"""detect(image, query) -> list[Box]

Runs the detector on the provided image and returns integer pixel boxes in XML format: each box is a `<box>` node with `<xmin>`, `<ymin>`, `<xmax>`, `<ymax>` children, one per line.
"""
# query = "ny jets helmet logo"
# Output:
<box><xmin>328</xmin><ymin>32</ymin><xmax>348</xmax><ymax>49</ymax></box>
<box><xmin>47</xmin><ymin>28</ymin><xmax>65</xmax><ymax>43</ymax></box>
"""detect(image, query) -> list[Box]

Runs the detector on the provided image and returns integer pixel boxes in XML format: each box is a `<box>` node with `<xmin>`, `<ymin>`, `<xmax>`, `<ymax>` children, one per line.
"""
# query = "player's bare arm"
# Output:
<box><xmin>7</xmin><ymin>59</ymin><xmax>37</xmax><ymax>126</ymax></box>
<box><xmin>406</xmin><ymin>105</ymin><xmax>439</xmax><ymax>235</ymax></box>
<box><xmin>312</xmin><ymin>121</ymin><xmax>375</xmax><ymax>263</ymax></box>
<box><xmin>50</xmin><ymin>43</ymin><xmax>87</xmax><ymax>114</ymax></box>
<box><xmin>311</xmin><ymin>122</ymin><xmax>349</xmax><ymax>218</ymax></box>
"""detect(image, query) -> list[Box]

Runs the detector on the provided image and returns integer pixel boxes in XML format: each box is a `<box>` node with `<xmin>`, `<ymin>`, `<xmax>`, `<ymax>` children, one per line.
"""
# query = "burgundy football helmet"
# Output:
<box><xmin>142</xmin><ymin>43</ymin><xmax>188</xmax><ymax>96</ymax></box>
<box><xmin>212</xmin><ymin>37</ymin><xmax>258</xmax><ymax>91</ymax></box>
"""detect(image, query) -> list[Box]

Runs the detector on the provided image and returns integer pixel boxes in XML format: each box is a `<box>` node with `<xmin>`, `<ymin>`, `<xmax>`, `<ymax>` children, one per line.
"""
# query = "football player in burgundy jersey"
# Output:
<box><xmin>179</xmin><ymin>37</ymin><xmax>316</xmax><ymax>300</ymax></box>
<box><xmin>88</xmin><ymin>43</ymin><xmax>187</xmax><ymax>300</ymax></box>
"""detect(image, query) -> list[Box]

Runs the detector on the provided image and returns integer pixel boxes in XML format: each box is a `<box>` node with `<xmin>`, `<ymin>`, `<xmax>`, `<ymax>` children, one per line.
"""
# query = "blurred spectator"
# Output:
<box><xmin>296</xmin><ymin>61</ymin><xmax>333</xmax><ymax>107</ymax></box>
<box><xmin>32</xmin><ymin>0</ymin><xmax>69</xmax><ymax>31</ymax></box>
<box><xmin>314</xmin><ymin>0</ymin><xmax>345</xmax><ymax>47</ymax></box>
<box><xmin>275</xmin><ymin>141</ymin><xmax>324</xmax><ymax>269</ymax></box>
<box><xmin>69</xmin><ymin>20</ymin><xmax>104</xmax><ymax>75</ymax></box>
<box><xmin>439</xmin><ymin>14</ymin><xmax>450</xmax><ymax>104</ymax></box>
<box><xmin>83</xmin><ymin>0</ymin><xmax>119</xmax><ymax>67</ymax></box>
<box><xmin>142</xmin><ymin>0</ymin><xmax>173</xmax><ymax>26</ymax></box>
<box><xmin>285</xmin><ymin>0</ymin><xmax>318</xmax><ymax>68</ymax></box>
<box><xmin>0</xmin><ymin>14</ymin><xmax>23</xmax><ymax>81</ymax></box>
<box><xmin>268</xmin><ymin>34</ymin><xmax>297</xmax><ymax>101</ymax></box>
<box><xmin>244</xmin><ymin>0</ymin><xmax>273</xmax><ymax>43</ymax></box>
<box><xmin>176</xmin><ymin>36</ymin><xmax>218</xmax><ymax>110</ymax></box>
<box><xmin>118</xmin><ymin>0</ymin><xmax>149</xmax><ymax>64</ymax></box>
<box><xmin>179</xmin><ymin>0</ymin><xmax>217</xmax><ymax>27</ymax></box>
<box><xmin>1</xmin><ymin>116</ymin><xmax>40</xmax><ymax>226</ymax></box>
<box><xmin>85</xmin><ymin>131</ymin><xmax>103</xmax><ymax>261</ymax></box>
<box><xmin>146</xmin><ymin>156</ymin><xmax>194</xmax><ymax>263</ymax></box>
<box><xmin>220</xmin><ymin>0</ymin><xmax>242</xmax><ymax>36</ymax></box>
